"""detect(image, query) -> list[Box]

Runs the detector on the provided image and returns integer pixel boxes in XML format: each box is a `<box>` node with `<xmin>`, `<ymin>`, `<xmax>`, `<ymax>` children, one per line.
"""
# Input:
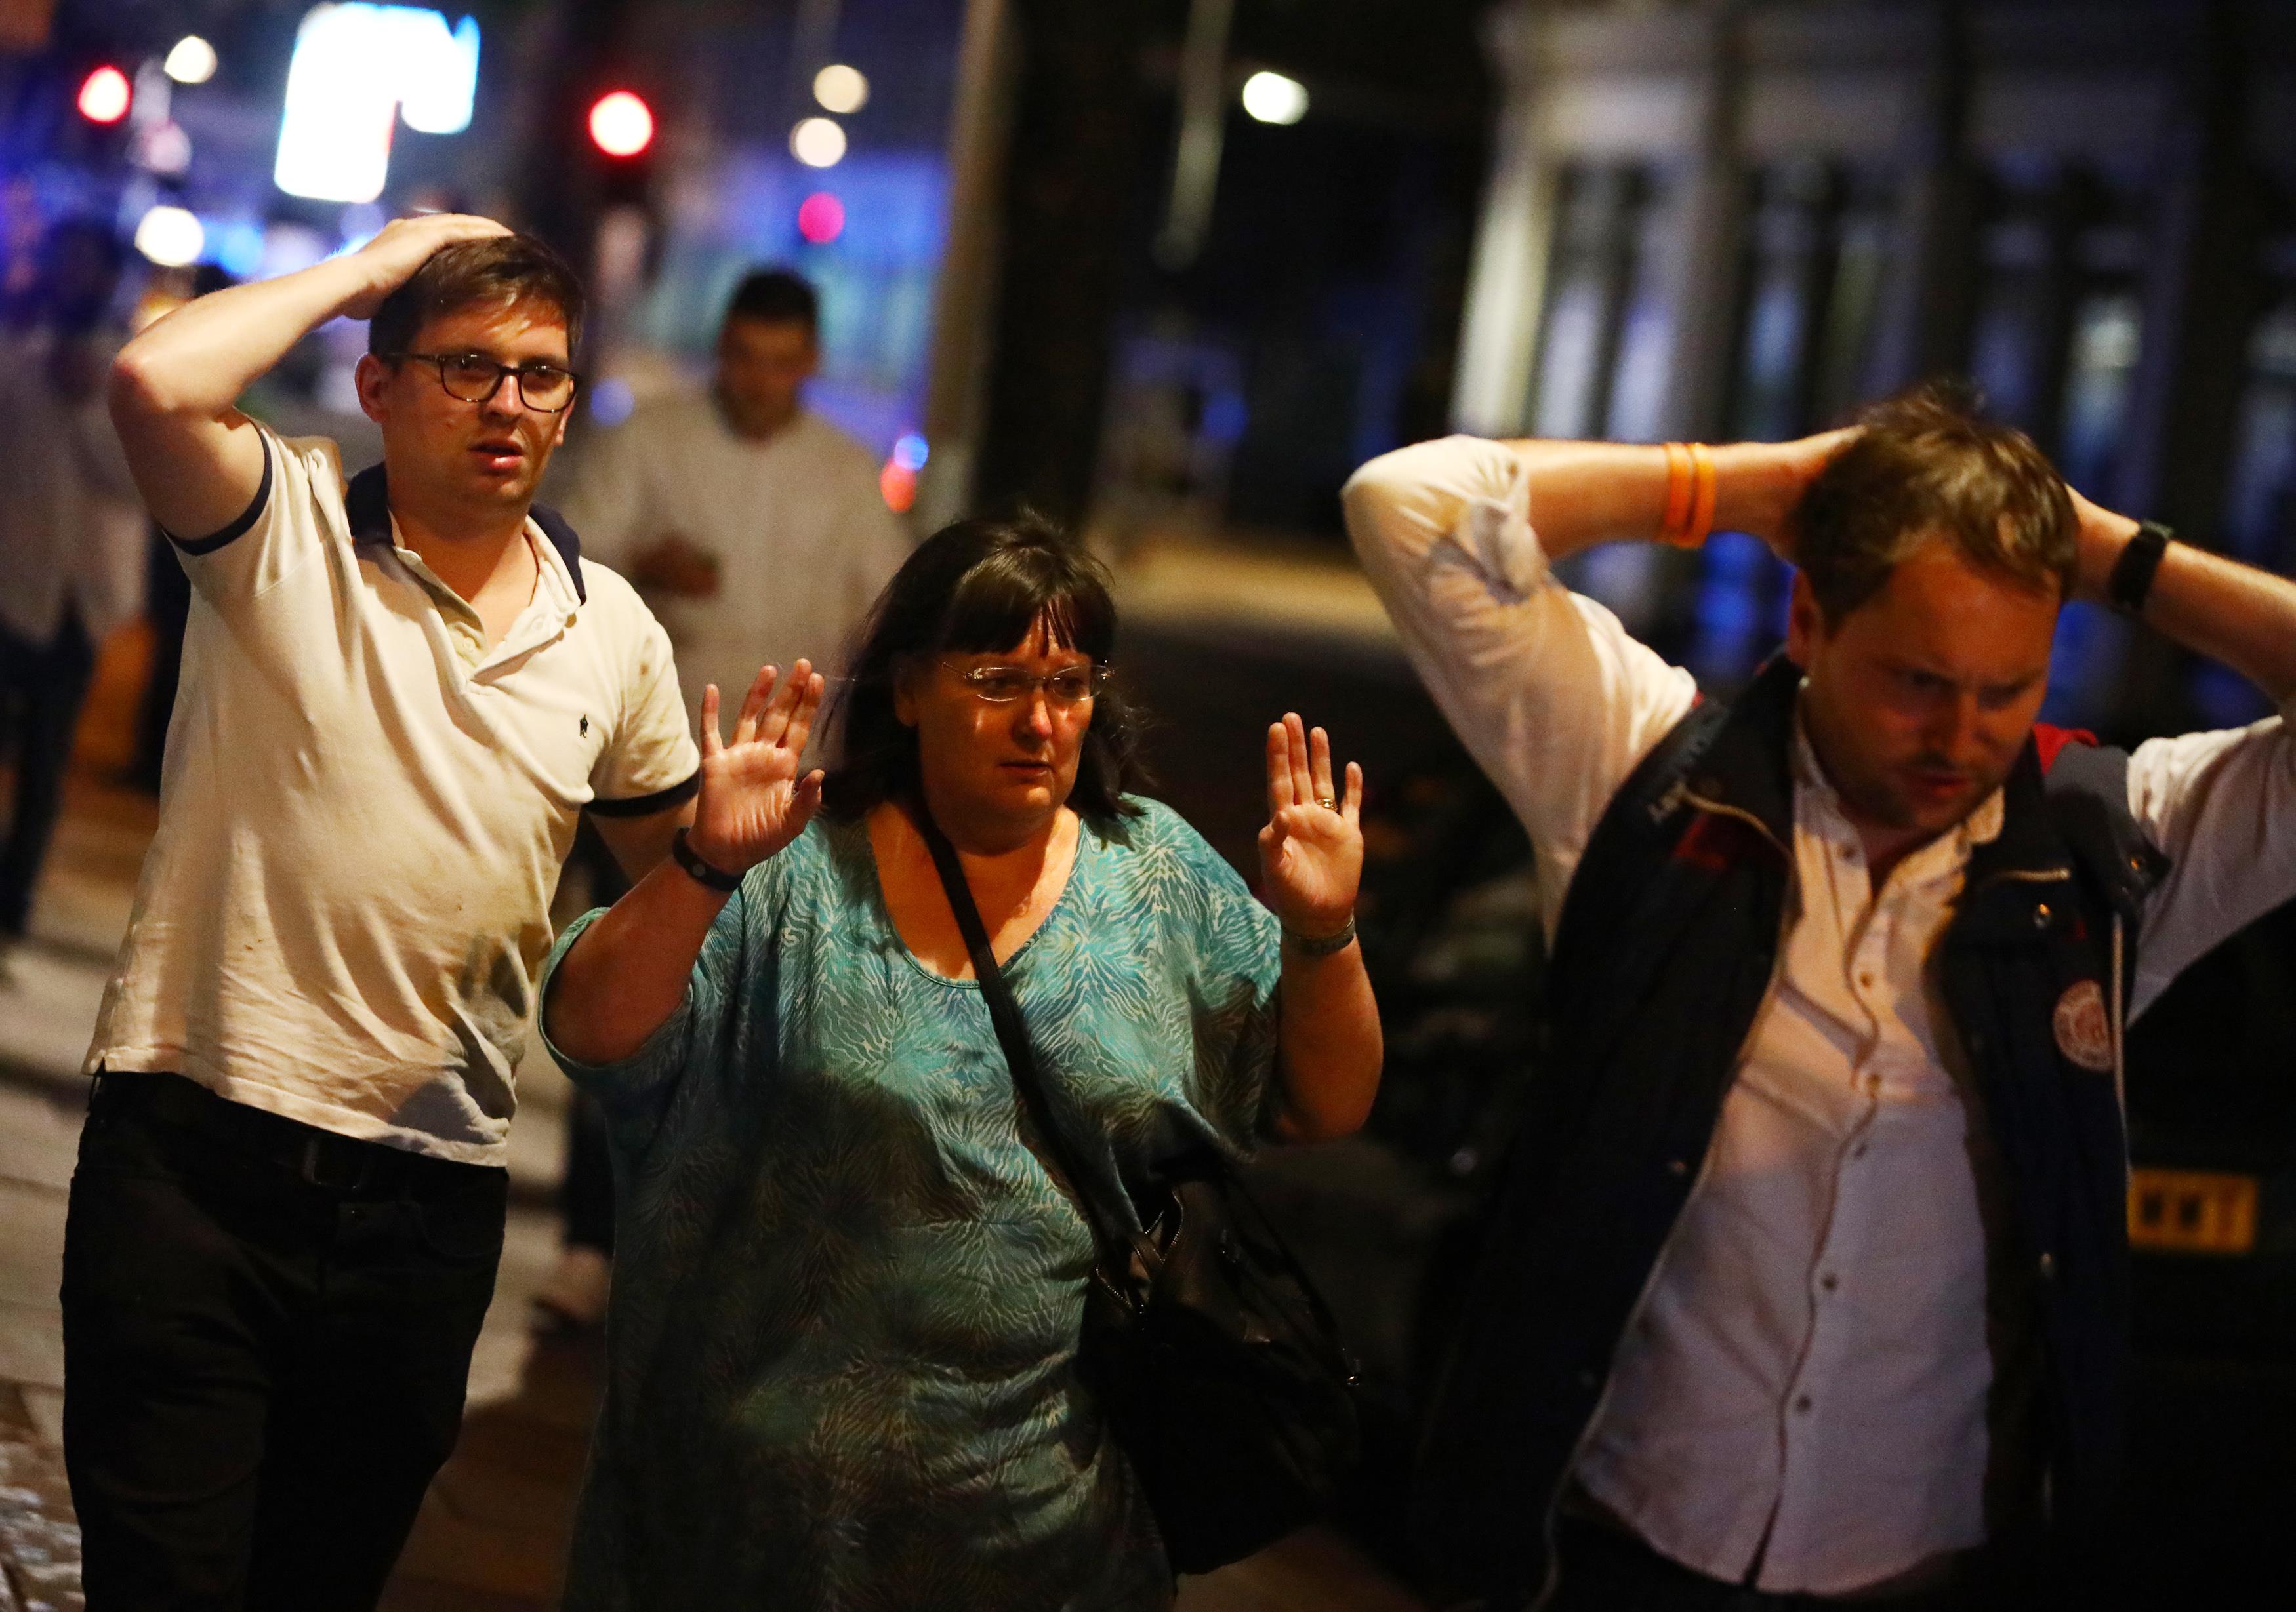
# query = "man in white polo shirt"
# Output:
<box><xmin>72</xmin><ymin>214</ymin><xmax>702</xmax><ymax>1609</ymax></box>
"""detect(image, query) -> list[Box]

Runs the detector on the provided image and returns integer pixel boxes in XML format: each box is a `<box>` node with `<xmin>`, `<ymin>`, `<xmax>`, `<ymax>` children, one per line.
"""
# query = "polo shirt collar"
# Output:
<box><xmin>344</xmin><ymin>462</ymin><xmax>588</xmax><ymax>605</ymax></box>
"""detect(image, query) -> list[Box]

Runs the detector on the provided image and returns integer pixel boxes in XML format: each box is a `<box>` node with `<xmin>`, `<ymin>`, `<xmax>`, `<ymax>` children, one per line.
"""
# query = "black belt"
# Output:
<box><xmin>91</xmin><ymin>1069</ymin><xmax>494</xmax><ymax>1195</ymax></box>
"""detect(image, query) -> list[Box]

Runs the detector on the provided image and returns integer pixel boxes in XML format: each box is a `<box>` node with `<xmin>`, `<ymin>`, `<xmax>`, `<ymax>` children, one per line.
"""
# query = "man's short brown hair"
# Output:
<box><xmin>367</xmin><ymin>231</ymin><xmax>585</xmax><ymax>361</ymax></box>
<box><xmin>1795</xmin><ymin>380</ymin><xmax>2075</xmax><ymax>622</ymax></box>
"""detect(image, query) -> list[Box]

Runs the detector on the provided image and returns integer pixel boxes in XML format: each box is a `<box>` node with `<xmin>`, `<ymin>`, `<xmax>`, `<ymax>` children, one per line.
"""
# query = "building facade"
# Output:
<box><xmin>1452</xmin><ymin>0</ymin><xmax>2296</xmax><ymax>733</ymax></box>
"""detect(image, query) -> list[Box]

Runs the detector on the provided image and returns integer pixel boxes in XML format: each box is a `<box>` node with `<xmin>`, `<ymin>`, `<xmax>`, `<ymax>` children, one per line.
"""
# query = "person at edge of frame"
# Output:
<box><xmin>68</xmin><ymin>213</ymin><xmax>703</xmax><ymax>1609</ymax></box>
<box><xmin>1342</xmin><ymin>380</ymin><xmax>2296</xmax><ymax>1611</ymax></box>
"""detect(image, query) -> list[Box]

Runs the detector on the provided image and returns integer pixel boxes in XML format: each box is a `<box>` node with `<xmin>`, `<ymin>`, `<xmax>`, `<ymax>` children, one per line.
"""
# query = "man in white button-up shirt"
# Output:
<box><xmin>1342</xmin><ymin>387</ymin><xmax>2296</xmax><ymax>1610</ymax></box>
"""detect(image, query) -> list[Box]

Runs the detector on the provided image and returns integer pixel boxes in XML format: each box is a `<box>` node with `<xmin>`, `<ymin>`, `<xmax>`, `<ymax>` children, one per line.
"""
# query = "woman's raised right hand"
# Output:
<box><xmin>689</xmin><ymin>662</ymin><xmax>826</xmax><ymax>874</ymax></box>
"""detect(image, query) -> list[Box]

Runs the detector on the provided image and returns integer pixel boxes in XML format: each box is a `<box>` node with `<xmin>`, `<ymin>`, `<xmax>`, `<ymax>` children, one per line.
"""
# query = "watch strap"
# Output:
<box><xmin>671</xmin><ymin>827</ymin><xmax>743</xmax><ymax>893</ymax></box>
<box><xmin>2108</xmin><ymin>521</ymin><xmax>2173</xmax><ymax>618</ymax></box>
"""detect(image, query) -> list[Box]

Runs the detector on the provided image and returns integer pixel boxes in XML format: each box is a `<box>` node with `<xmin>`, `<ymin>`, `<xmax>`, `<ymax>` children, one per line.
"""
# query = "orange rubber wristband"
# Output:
<box><xmin>1658</xmin><ymin>442</ymin><xmax>1694</xmax><ymax>544</ymax></box>
<box><xmin>1680</xmin><ymin>442</ymin><xmax>1719</xmax><ymax>549</ymax></box>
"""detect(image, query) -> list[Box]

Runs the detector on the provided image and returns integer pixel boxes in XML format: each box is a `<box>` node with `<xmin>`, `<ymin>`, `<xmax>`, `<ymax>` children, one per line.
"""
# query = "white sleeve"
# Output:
<box><xmin>590</xmin><ymin>583</ymin><xmax>702</xmax><ymax>810</ymax></box>
<box><xmin>2126</xmin><ymin>705</ymin><xmax>2296</xmax><ymax>1016</ymax></box>
<box><xmin>1342</xmin><ymin>435</ymin><xmax>1698</xmax><ymax>940</ymax></box>
<box><xmin>168</xmin><ymin>424</ymin><xmax>329</xmax><ymax>607</ymax></box>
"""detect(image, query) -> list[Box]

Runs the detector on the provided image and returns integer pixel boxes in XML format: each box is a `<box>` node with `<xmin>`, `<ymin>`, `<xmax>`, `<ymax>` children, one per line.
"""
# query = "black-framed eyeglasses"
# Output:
<box><xmin>394</xmin><ymin>350</ymin><xmax>582</xmax><ymax>413</ymax></box>
<box><xmin>941</xmin><ymin>661</ymin><xmax>1111</xmax><ymax>706</ymax></box>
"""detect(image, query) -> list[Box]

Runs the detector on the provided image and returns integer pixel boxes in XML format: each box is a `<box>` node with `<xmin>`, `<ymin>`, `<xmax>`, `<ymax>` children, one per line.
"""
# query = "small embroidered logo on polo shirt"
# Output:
<box><xmin>2052</xmin><ymin>979</ymin><xmax>2113</xmax><ymax>1072</ymax></box>
<box><xmin>580</xmin><ymin>715</ymin><xmax>590</xmax><ymax>736</ymax></box>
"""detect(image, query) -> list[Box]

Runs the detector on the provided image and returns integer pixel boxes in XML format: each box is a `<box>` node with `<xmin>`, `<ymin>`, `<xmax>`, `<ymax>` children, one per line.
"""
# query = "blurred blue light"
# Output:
<box><xmin>892</xmin><ymin>432</ymin><xmax>928</xmax><ymax>472</ymax></box>
<box><xmin>589</xmin><ymin>376</ymin><xmax>636</xmax><ymax>428</ymax></box>
<box><xmin>208</xmin><ymin>220</ymin><xmax>266</xmax><ymax>278</ymax></box>
<box><xmin>1201</xmin><ymin>392</ymin><xmax>1248</xmax><ymax>446</ymax></box>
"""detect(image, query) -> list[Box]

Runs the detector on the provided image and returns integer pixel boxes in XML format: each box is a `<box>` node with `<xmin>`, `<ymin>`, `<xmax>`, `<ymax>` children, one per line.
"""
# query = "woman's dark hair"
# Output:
<box><xmin>822</xmin><ymin>512</ymin><xmax>1147</xmax><ymax>826</ymax></box>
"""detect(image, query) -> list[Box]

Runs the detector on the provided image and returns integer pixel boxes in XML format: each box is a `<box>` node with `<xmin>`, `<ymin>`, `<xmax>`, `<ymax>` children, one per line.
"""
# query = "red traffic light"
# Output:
<box><xmin>77</xmin><ymin>65</ymin><xmax>133</xmax><ymax>125</ymax></box>
<box><xmin>588</xmin><ymin>91</ymin><xmax>653</xmax><ymax>158</ymax></box>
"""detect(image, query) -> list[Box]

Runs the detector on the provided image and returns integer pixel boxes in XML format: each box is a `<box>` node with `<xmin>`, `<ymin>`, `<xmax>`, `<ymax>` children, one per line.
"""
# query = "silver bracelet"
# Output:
<box><xmin>1282</xmin><ymin>913</ymin><xmax>1357</xmax><ymax>958</ymax></box>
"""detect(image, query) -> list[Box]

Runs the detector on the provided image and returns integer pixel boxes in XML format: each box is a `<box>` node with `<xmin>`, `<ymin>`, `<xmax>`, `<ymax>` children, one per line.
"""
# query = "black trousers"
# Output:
<box><xmin>1545</xmin><ymin>1516</ymin><xmax>2035</xmax><ymax>1612</ymax></box>
<box><xmin>0</xmin><ymin>605</ymin><xmax>96</xmax><ymax>933</ymax></box>
<box><xmin>61</xmin><ymin>1072</ymin><xmax>507</xmax><ymax>1611</ymax></box>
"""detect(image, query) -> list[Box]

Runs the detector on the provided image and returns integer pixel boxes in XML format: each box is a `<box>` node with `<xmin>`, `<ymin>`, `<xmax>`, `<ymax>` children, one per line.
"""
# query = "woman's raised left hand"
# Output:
<box><xmin>1257</xmin><ymin>713</ymin><xmax>1364</xmax><ymax>943</ymax></box>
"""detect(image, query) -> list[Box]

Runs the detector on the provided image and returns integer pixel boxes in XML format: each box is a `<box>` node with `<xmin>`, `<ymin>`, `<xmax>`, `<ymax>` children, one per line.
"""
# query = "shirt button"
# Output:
<box><xmin>1794</xmin><ymin>1394</ymin><xmax>1813</xmax><ymax>1414</ymax></box>
<box><xmin>1851</xmin><ymin>1142</ymin><xmax>1870</xmax><ymax>1159</ymax></box>
<box><xmin>1820</xmin><ymin>1273</ymin><xmax>1839</xmax><ymax>1292</ymax></box>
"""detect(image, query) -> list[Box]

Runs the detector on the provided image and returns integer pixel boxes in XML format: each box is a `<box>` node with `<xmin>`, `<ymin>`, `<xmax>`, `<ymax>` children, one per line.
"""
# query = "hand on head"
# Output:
<box><xmin>690</xmin><ymin>661</ymin><xmax>827</xmax><ymax>873</ymax></box>
<box><xmin>342</xmin><ymin>213</ymin><xmax>512</xmax><ymax>320</ymax></box>
<box><xmin>1745</xmin><ymin>426</ymin><xmax>1861</xmax><ymax>564</ymax></box>
<box><xmin>1258</xmin><ymin>714</ymin><xmax>1364</xmax><ymax>941</ymax></box>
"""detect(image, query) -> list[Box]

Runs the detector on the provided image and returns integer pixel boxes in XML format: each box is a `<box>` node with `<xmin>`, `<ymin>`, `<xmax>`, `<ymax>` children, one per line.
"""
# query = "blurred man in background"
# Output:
<box><xmin>0</xmin><ymin>218</ymin><xmax>144</xmax><ymax>942</ymax></box>
<box><xmin>535</xmin><ymin>266</ymin><xmax>909</xmax><ymax>1329</ymax></box>
<box><xmin>560</xmin><ymin>266</ymin><xmax>909</xmax><ymax>716</ymax></box>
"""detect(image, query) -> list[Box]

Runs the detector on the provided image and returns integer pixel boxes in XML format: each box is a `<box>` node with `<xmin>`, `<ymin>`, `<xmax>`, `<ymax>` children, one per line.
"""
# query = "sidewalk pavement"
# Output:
<box><xmin>1</xmin><ymin>715</ymin><xmax>1427</xmax><ymax>1609</ymax></box>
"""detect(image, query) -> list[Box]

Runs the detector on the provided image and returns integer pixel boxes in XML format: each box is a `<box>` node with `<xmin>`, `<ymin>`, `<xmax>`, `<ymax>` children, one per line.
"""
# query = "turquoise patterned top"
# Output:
<box><xmin>539</xmin><ymin>799</ymin><xmax>1282</xmax><ymax>1611</ymax></box>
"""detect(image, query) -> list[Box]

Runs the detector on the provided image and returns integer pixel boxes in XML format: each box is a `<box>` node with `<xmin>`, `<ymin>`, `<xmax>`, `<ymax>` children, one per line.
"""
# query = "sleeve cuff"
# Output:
<box><xmin>1444</xmin><ymin>443</ymin><xmax>1549</xmax><ymax>596</ymax></box>
<box><xmin>586</xmin><ymin>769</ymin><xmax>700</xmax><ymax>818</ymax></box>
<box><xmin>535</xmin><ymin>908</ymin><xmax>695</xmax><ymax>1085</ymax></box>
<box><xmin>167</xmin><ymin>432</ymin><xmax>274</xmax><ymax>555</ymax></box>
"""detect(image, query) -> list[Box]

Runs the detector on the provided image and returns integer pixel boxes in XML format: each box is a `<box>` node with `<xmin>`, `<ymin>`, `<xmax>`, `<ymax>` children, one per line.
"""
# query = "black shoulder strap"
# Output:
<box><xmin>914</xmin><ymin>809</ymin><xmax>1132</xmax><ymax>1262</ymax></box>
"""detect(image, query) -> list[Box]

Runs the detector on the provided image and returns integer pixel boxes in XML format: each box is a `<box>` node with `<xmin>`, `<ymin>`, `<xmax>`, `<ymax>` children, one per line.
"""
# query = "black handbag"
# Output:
<box><xmin>916</xmin><ymin>813</ymin><xmax>1363</xmax><ymax>1574</ymax></box>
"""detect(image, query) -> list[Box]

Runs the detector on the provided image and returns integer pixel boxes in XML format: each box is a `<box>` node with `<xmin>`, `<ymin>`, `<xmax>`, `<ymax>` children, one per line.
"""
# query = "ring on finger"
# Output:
<box><xmin>1315</xmin><ymin>795</ymin><xmax>1336</xmax><ymax>811</ymax></box>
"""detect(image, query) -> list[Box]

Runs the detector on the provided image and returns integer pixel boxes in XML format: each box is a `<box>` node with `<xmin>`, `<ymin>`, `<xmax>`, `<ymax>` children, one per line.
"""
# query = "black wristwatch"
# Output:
<box><xmin>671</xmin><ymin>827</ymin><xmax>743</xmax><ymax>893</ymax></box>
<box><xmin>2108</xmin><ymin>520</ymin><xmax>2174</xmax><ymax>618</ymax></box>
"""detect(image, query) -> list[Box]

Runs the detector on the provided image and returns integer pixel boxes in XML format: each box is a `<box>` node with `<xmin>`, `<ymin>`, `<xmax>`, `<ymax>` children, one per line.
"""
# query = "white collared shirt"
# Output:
<box><xmin>1343</xmin><ymin>435</ymin><xmax>2296</xmax><ymax>1593</ymax></box>
<box><xmin>555</xmin><ymin>399</ymin><xmax>912</xmax><ymax>717</ymax></box>
<box><xmin>85</xmin><ymin>424</ymin><xmax>699</xmax><ymax>1164</ymax></box>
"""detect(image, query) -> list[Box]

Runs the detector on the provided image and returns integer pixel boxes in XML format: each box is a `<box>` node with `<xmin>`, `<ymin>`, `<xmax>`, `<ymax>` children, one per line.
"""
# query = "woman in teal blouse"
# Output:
<box><xmin>540</xmin><ymin>513</ymin><xmax>1382</xmax><ymax>1610</ymax></box>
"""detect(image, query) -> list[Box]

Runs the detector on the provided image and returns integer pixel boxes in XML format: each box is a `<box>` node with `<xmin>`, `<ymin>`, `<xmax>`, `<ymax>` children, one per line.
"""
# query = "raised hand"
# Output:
<box><xmin>1257</xmin><ymin>713</ymin><xmax>1364</xmax><ymax>942</ymax></box>
<box><xmin>340</xmin><ymin>212</ymin><xmax>514</xmax><ymax>319</ymax></box>
<box><xmin>689</xmin><ymin>661</ymin><xmax>826</xmax><ymax>874</ymax></box>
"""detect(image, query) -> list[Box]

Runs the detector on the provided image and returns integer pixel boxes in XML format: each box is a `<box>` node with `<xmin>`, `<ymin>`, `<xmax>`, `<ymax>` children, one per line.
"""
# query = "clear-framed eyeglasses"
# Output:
<box><xmin>941</xmin><ymin>661</ymin><xmax>1111</xmax><ymax>707</ymax></box>
<box><xmin>395</xmin><ymin>350</ymin><xmax>582</xmax><ymax>413</ymax></box>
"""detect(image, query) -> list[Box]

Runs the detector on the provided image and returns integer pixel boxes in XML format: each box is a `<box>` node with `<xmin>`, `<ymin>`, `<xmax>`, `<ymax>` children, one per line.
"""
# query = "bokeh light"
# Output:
<box><xmin>165</xmin><ymin>35</ymin><xmax>220</xmax><ymax>85</ymax></box>
<box><xmin>796</xmin><ymin>192</ymin><xmax>846</xmax><ymax>244</ymax></box>
<box><xmin>77</xmin><ymin>66</ymin><xmax>132</xmax><ymax>124</ymax></box>
<box><xmin>134</xmin><ymin>205</ymin><xmax>206</xmax><ymax>268</ymax></box>
<box><xmin>813</xmin><ymin>64</ymin><xmax>869</xmax><ymax>115</ymax></box>
<box><xmin>588</xmin><ymin>91</ymin><xmax>655</xmax><ymax>158</ymax></box>
<box><xmin>790</xmin><ymin>117</ymin><xmax>846</xmax><ymax>169</ymax></box>
<box><xmin>1240</xmin><ymin>70</ymin><xmax>1309</xmax><ymax>126</ymax></box>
